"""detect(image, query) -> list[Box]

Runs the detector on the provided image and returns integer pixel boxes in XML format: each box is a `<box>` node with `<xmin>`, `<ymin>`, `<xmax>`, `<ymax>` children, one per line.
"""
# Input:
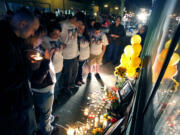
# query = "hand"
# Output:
<box><xmin>54</xmin><ymin>48</ymin><xmax>60</xmax><ymax>52</ymax></box>
<box><xmin>111</xmin><ymin>34</ymin><xmax>119</xmax><ymax>38</ymax></box>
<box><xmin>27</xmin><ymin>51</ymin><xmax>43</xmax><ymax>63</ymax></box>
<box><xmin>44</xmin><ymin>49</ymin><xmax>52</xmax><ymax>60</ymax></box>
<box><xmin>61</xmin><ymin>44</ymin><xmax>66</xmax><ymax>49</ymax></box>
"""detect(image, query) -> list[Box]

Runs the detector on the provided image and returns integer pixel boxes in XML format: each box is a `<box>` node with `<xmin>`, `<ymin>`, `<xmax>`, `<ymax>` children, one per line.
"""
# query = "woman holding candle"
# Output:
<box><xmin>25</xmin><ymin>26</ymin><xmax>58</xmax><ymax>135</ymax></box>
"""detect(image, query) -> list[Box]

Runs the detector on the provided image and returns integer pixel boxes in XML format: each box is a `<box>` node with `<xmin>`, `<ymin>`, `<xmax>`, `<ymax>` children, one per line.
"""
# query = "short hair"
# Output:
<box><xmin>74</xmin><ymin>11</ymin><xmax>85</xmax><ymax>24</ymax></box>
<box><xmin>93</xmin><ymin>22</ymin><xmax>101</xmax><ymax>30</ymax></box>
<box><xmin>116</xmin><ymin>16</ymin><xmax>122</xmax><ymax>21</ymax></box>
<box><xmin>47</xmin><ymin>22</ymin><xmax>62</xmax><ymax>35</ymax></box>
<box><xmin>10</xmin><ymin>7</ymin><xmax>37</xmax><ymax>30</ymax></box>
<box><xmin>12</xmin><ymin>7</ymin><xmax>36</xmax><ymax>23</ymax></box>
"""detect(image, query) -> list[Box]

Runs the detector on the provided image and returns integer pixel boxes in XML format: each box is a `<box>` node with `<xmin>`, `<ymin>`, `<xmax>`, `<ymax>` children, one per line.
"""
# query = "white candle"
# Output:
<box><xmin>104</xmin><ymin>85</ymin><xmax>107</xmax><ymax>91</ymax></box>
<box><xmin>103</xmin><ymin>120</ymin><xmax>108</xmax><ymax>129</ymax></box>
<box><xmin>84</xmin><ymin>108</ymin><xmax>89</xmax><ymax>116</ymax></box>
<box><xmin>100</xmin><ymin>115</ymin><xmax>104</xmax><ymax>123</ymax></box>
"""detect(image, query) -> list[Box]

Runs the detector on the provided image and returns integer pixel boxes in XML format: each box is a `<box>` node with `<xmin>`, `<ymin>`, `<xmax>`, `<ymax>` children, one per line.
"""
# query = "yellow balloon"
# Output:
<box><xmin>132</xmin><ymin>44</ymin><xmax>142</xmax><ymax>57</ymax></box>
<box><xmin>131</xmin><ymin>34</ymin><xmax>142</xmax><ymax>45</ymax></box>
<box><xmin>130</xmin><ymin>57</ymin><xmax>141</xmax><ymax>68</ymax></box>
<box><xmin>124</xmin><ymin>45</ymin><xmax>134</xmax><ymax>57</ymax></box>
<box><xmin>120</xmin><ymin>53</ymin><xmax>130</xmax><ymax>67</ymax></box>
<box><xmin>169</xmin><ymin>53</ymin><xmax>180</xmax><ymax>65</ymax></box>
<box><xmin>165</xmin><ymin>39</ymin><xmax>179</xmax><ymax>51</ymax></box>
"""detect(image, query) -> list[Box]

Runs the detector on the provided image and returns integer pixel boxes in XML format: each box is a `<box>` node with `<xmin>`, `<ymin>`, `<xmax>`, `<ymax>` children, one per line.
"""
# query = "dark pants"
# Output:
<box><xmin>62</xmin><ymin>57</ymin><xmax>79</xmax><ymax>88</ymax></box>
<box><xmin>106</xmin><ymin>43</ymin><xmax>123</xmax><ymax>64</ymax></box>
<box><xmin>54</xmin><ymin>72</ymin><xmax>62</xmax><ymax>99</ymax></box>
<box><xmin>76</xmin><ymin>60</ymin><xmax>86</xmax><ymax>82</ymax></box>
<box><xmin>0</xmin><ymin>106</ymin><xmax>37</xmax><ymax>135</ymax></box>
<box><xmin>33</xmin><ymin>91</ymin><xmax>54</xmax><ymax>135</ymax></box>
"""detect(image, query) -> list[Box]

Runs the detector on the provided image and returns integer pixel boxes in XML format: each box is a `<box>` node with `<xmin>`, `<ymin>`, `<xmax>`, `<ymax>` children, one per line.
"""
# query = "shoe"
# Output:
<box><xmin>70</xmin><ymin>86</ymin><xmax>79</xmax><ymax>93</ymax></box>
<box><xmin>87</xmin><ymin>73</ymin><xmax>92</xmax><ymax>79</ymax></box>
<box><xmin>62</xmin><ymin>88</ymin><xmax>74</xmax><ymax>96</ymax></box>
<box><xmin>76</xmin><ymin>81</ymin><xmax>82</xmax><ymax>86</ymax></box>
<box><xmin>95</xmin><ymin>73</ymin><xmax>101</xmax><ymax>80</ymax></box>
<box><xmin>81</xmin><ymin>80</ymin><xmax>85</xmax><ymax>84</ymax></box>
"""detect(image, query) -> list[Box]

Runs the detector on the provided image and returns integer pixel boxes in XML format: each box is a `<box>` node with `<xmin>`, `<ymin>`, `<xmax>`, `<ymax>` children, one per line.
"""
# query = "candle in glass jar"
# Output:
<box><xmin>84</xmin><ymin>108</ymin><xmax>89</xmax><ymax>116</ymax></box>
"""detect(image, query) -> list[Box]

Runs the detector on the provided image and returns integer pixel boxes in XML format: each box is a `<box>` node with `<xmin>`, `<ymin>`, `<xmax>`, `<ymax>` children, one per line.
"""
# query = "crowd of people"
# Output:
<box><xmin>0</xmin><ymin>7</ymin><xmax>147</xmax><ymax>135</ymax></box>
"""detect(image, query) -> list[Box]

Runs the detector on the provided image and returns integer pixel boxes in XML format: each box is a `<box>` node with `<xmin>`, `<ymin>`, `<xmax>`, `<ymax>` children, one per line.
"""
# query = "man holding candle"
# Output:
<box><xmin>0</xmin><ymin>8</ymin><xmax>39</xmax><ymax>135</ymax></box>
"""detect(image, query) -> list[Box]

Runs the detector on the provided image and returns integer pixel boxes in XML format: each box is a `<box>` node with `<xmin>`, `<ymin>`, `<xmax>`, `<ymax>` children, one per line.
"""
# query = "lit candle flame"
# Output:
<box><xmin>30</xmin><ymin>52</ymin><xmax>43</xmax><ymax>61</ymax></box>
<box><xmin>84</xmin><ymin>108</ymin><xmax>89</xmax><ymax>116</ymax></box>
<box><xmin>67</xmin><ymin>128</ymin><xmax>75</xmax><ymax>135</ymax></box>
<box><xmin>103</xmin><ymin>120</ymin><xmax>108</xmax><ymax>129</ymax></box>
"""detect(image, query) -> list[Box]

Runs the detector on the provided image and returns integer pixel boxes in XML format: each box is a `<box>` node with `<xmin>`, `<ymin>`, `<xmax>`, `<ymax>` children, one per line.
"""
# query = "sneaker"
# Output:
<box><xmin>62</xmin><ymin>88</ymin><xmax>74</xmax><ymax>96</ymax></box>
<box><xmin>95</xmin><ymin>73</ymin><xmax>101</xmax><ymax>80</ymax></box>
<box><xmin>76</xmin><ymin>81</ymin><xmax>82</xmax><ymax>86</ymax></box>
<box><xmin>87</xmin><ymin>73</ymin><xmax>92</xmax><ymax>79</ymax></box>
<box><xmin>81</xmin><ymin>80</ymin><xmax>85</xmax><ymax>84</ymax></box>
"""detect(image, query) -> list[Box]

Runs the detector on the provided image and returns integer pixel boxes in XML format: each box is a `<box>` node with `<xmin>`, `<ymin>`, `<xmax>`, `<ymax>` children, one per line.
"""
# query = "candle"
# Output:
<box><xmin>84</xmin><ymin>108</ymin><xmax>89</xmax><ymax>116</ymax></box>
<box><xmin>67</xmin><ymin>128</ymin><xmax>75</xmax><ymax>135</ymax></box>
<box><xmin>94</xmin><ymin>117</ymin><xmax>99</xmax><ymax>127</ymax></box>
<box><xmin>100</xmin><ymin>115</ymin><xmax>104</xmax><ymax>124</ymax></box>
<box><xmin>103</xmin><ymin>120</ymin><xmax>108</xmax><ymax>129</ymax></box>
<box><xmin>86</xmin><ymin>123</ymin><xmax>90</xmax><ymax>130</ymax></box>
<box><xmin>30</xmin><ymin>52</ymin><xmax>43</xmax><ymax>61</ymax></box>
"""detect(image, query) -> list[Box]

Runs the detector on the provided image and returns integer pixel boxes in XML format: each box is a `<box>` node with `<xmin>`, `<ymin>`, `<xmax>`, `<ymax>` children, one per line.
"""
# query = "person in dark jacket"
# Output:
<box><xmin>0</xmin><ymin>8</ymin><xmax>39</xmax><ymax>135</ymax></box>
<box><xmin>106</xmin><ymin>16</ymin><xmax>126</xmax><ymax>65</ymax></box>
<box><xmin>137</xmin><ymin>25</ymin><xmax>148</xmax><ymax>47</ymax></box>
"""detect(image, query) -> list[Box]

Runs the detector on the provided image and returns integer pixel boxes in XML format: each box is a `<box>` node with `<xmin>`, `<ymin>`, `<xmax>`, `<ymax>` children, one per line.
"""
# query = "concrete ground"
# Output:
<box><xmin>52</xmin><ymin>62</ymin><xmax>117</xmax><ymax>135</ymax></box>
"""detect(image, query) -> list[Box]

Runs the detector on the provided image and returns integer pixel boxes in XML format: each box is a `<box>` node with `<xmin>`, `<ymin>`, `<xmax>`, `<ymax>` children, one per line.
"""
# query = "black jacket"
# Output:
<box><xmin>108</xmin><ymin>23</ymin><xmax>126</xmax><ymax>46</ymax></box>
<box><xmin>0</xmin><ymin>20</ymin><xmax>33</xmax><ymax>114</ymax></box>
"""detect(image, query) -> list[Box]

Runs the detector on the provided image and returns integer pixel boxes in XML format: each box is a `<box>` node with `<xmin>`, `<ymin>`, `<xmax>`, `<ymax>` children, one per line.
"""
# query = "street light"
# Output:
<box><xmin>137</xmin><ymin>8</ymin><xmax>150</xmax><ymax>23</ymax></box>
<box><xmin>114</xmin><ymin>6</ymin><xmax>119</xmax><ymax>10</ymax></box>
<box><xmin>94</xmin><ymin>12</ymin><xmax>97</xmax><ymax>16</ymax></box>
<box><xmin>104</xmin><ymin>4</ymin><xmax>108</xmax><ymax>8</ymax></box>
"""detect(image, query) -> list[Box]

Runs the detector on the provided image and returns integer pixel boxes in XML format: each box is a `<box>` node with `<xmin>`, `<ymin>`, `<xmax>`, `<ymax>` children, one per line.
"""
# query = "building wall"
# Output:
<box><xmin>6</xmin><ymin>0</ymin><xmax>89</xmax><ymax>12</ymax></box>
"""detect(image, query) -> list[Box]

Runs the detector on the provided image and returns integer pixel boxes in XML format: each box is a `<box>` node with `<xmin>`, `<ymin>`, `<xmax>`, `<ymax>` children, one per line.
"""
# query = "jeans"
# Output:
<box><xmin>0</xmin><ymin>106</ymin><xmax>37</xmax><ymax>135</ymax></box>
<box><xmin>54</xmin><ymin>72</ymin><xmax>62</xmax><ymax>99</ymax></box>
<box><xmin>33</xmin><ymin>91</ymin><xmax>54</xmax><ymax>135</ymax></box>
<box><xmin>62</xmin><ymin>57</ymin><xmax>79</xmax><ymax>88</ymax></box>
<box><xmin>76</xmin><ymin>60</ymin><xmax>86</xmax><ymax>82</ymax></box>
<box><xmin>106</xmin><ymin>43</ymin><xmax>123</xmax><ymax>64</ymax></box>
